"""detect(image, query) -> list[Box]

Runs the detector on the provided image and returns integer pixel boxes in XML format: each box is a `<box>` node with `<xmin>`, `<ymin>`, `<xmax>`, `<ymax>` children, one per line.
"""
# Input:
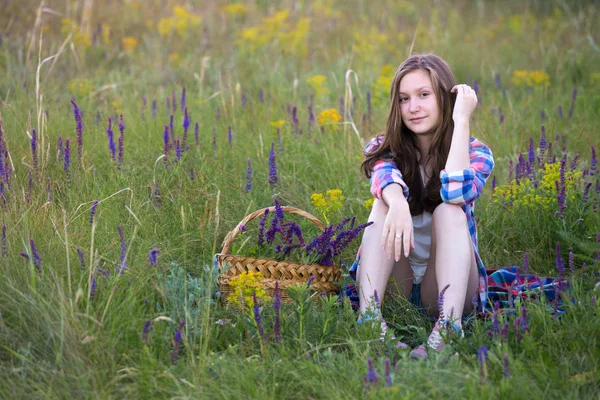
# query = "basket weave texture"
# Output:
<box><xmin>215</xmin><ymin>206</ymin><xmax>342</xmax><ymax>302</ymax></box>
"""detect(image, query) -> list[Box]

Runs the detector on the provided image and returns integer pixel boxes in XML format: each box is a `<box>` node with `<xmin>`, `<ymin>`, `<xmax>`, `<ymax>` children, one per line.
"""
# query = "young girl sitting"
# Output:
<box><xmin>354</xmin><ymin>53</ymin><xmax>494</xmax><ymax>359</ymax></box>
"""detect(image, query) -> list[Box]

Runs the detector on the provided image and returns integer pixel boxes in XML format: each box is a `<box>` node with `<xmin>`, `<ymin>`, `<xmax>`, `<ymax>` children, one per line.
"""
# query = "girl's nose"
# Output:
<box><xmin>408</xmin><ymin>100</ymin><xmax>420</xmax><ymax>112</ymax></box>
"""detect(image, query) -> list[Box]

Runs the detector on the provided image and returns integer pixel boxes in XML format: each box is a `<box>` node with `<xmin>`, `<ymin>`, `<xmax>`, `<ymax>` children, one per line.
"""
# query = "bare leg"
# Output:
<box><xmin>419</xmin><ymin>203</ymin><xmax>479</xmax><ymax>326</ymax></box>
<box><xmin>357</xmin><ymin>199</ymin><xmax>412</xmax><ymax>314</ymax></box>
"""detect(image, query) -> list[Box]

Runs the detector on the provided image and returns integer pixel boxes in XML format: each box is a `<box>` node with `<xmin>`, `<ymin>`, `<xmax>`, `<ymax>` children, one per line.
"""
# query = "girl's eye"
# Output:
<box><xmin>421</xmin><ymin>92</ymin><xmax>429</xmax><ymax>97</ymax></box>
<box><xmin>399</xmin><ymin>97</ymin><xmax>408</xmax><ymax>103</ymax></box>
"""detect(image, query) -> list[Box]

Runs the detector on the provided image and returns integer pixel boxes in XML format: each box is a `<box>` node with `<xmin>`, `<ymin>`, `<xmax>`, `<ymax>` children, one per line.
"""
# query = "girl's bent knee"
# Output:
<box><xmin>432</xmin><ymin>203</ymin><xmax>465</xmax><ymax>224</ymax></box>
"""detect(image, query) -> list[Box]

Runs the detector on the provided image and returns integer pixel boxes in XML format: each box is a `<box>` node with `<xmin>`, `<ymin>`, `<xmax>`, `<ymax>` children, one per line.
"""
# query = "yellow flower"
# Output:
<box><xmin>100</xmin><ymin>24</ymin><xmax>111</xmax><ymax>45</ymax></box>
<box><xmin>511</xmin><ymin>70</ymin><xmax>550</xmax><ymax>87</ymax></box>
<box><xmin>317</xmin><ymin>109</ymin><xmax>342</xmax><ymax>130</ymax></box>
<box><xmin>111</xmin><ymin>100</ymin><xmax>123</xmax><ymax>114</ymax></box>
<box><xmin>363</xmin><ymin>198</ymin><xmax>374</xmax><ymax>209</ymax></box>
<box><xmin>69</xmin><ymin>78</ymin><xmax>94</xmax><ymax>98</ymax></box>
<box><xmin>270</xmin><ymin>120</ymin><xmax>286</xmax><ymax>128</ymax></box>
<box><xmin>122</xmin><ymin>36</ymin><xmax>138</xmax><ymax>53</ymax></box>
<box><xmin>169</xmin><ymin>52</ymin><xmax>181</xmax><ymax>67</ymax></box>
<box><xmin>222</xmin><ymin>3</ymin><xmax>249</xmax><ymax>16</ymax></box>
<box><xmin>307</xmin><ymin>75</ymin><xmax>328</xmax><ymax>96</ymax></box>
<box><xmin>311</xmin><ymin>189</ymin><xmax>345</xmax><ymax>224</ymax></box>
<box><xmin>227</xmin><ymin>271</ymin><xmax>270</xmax><ymax>308</ymax></box>
<box><xmin>74</xmin><ymin>31</ymin><xmax>92</xmax><ymax>49</ymax></box>
<box><xmin>60</xmin><ymin>18</ymin><xmax>76</xmax><ymax>35</ymax></box>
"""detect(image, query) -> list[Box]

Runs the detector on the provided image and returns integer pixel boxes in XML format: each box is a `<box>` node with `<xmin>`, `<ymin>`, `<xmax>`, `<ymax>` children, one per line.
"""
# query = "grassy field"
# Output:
<box><xmin>1</xmin><ymin>0</ymin><xmax>599</xmax><ymax>398</ymax></box>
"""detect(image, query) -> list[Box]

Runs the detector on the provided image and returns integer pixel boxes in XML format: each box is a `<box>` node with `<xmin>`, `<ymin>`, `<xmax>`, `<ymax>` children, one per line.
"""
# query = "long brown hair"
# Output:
<box><xmin>361</xmin><ymin>54</ymin><xmax>457</xmax><ymax>215</ymax></box>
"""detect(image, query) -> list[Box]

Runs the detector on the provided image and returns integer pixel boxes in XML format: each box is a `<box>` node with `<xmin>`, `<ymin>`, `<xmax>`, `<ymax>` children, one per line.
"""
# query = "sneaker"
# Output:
<box><xmin>409</xmin><ymin>320</ymin><xmax>463</xmax><ymax>360</ymax></box>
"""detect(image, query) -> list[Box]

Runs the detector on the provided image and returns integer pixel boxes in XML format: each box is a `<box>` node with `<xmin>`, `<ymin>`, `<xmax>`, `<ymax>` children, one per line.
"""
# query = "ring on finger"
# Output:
<box><xmin>395</xmin><ymin>233</ymin><xmax>402</xmax><ymax>238</ymax></box>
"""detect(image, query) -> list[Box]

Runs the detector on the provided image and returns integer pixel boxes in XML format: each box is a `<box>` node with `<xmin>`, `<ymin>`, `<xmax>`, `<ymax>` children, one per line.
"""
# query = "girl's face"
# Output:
<box><xmin>398</xmin><ymin>69</ymin><xmax>441</xmax><ymax>136</ymax></box>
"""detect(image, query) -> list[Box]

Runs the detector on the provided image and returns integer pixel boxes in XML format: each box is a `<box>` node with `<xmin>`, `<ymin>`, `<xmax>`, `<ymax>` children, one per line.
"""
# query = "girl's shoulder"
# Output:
<box><xmin>364</xmin><ymin>134</ymin><xmax>386</xmax><ymax>153</ymax></box>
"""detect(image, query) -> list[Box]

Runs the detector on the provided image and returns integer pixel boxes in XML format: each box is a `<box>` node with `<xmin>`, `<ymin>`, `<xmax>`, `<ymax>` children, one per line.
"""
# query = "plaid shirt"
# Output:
<box><xmin>362</xmin><ymin>135</ymin><xmax>495</xmax><ymax>311</ymax></box>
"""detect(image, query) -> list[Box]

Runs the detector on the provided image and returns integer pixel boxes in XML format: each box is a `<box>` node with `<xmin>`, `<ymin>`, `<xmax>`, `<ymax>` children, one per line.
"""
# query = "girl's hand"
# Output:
<box><xmin>451</xmin><ymin>84</ymin><xmax>478</xmax><ymax>122</ymax></box>
<box><xmin>381</xmin><ymin>199</ymin><xmax>414</xmax><ymax>261</ymax></box>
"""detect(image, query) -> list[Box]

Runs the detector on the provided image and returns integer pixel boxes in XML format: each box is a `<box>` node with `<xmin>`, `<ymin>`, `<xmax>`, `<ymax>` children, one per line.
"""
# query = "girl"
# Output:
<box><xmin>353</xmin><ymin>54</ymin><xmax>494</xmax><ymax>359</ymax></box>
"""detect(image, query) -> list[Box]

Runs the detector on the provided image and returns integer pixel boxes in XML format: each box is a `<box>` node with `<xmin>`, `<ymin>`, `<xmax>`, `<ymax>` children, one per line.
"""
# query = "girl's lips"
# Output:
<box><xmin>410</xmin><ymin>117</ymin><xmax>426</xmax><ymax>123</ymax></box>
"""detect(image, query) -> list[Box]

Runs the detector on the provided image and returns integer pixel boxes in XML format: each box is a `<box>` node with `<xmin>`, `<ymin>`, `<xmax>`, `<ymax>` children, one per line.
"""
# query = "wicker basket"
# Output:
<box><xmin>215</xmin><ymin>206</ymin><xmax>342</xmax><ymax>303</ymax></box>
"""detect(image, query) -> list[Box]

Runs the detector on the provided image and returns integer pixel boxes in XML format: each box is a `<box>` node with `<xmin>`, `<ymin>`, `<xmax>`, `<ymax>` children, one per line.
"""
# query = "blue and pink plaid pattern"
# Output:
<box><xmin>357</xmin><ymin>135</ymin><xmax>495</xmax><ymax>311</ymax></box>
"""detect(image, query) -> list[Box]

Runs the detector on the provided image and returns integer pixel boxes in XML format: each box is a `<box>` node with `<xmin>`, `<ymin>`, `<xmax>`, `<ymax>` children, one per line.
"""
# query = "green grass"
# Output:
<box><xmin>1</xmin><ymin>0</ymin><xmax>599</xmax><ymax>398</ymax></box>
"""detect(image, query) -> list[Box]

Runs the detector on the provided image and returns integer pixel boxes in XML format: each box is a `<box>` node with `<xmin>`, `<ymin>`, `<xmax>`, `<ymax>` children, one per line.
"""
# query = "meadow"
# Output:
<box><xmin>0</xmin><ymin>0</ymin><xmax>599</xmax><ymax>398</ymax></box>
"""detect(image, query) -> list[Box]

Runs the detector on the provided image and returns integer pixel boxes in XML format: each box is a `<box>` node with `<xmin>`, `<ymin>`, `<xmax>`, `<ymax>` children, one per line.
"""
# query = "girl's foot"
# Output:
<box><xmin>409</xmin><ymin>319</ymin><xmax>463</xmax><ymax>360</ymax></box>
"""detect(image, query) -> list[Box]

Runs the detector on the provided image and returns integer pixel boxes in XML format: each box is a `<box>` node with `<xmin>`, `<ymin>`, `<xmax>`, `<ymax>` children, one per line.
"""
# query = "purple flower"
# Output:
<box><xmin>163</xmin><ymin>125</ymin><xmax>170</xmax><ymax>163</ymax></box>
<box><xmin>384</xmin><ymin>359</ymin><xmax>392</xmax><ymax>387</ymax></box>
<box><xmin>149</xmin><ymin>248</ymin><xmax>160</xmax><ymax>266</ymax></box>
<box><xmin>568</xmin><ymin>88</ymin><xmax>577</xmax><ymax>118</ymax></box>
<box><xmin>491</xmin><ymin>175</ymin><xmax>496</xmax><ymax>192</ymax></box>
<box><xmin>152</xmin><ymin>99</ymin><xmax>157</xmax><ymax>118</ymax></box>
<box><xmin>540</xmin><ymin>109</ymin><xmax>546</xmax><ymax>121</ymax></box>
<box><xmin>494</xmin><ymin>73</ymin><xmax>502</xmax><ymax>90</ymax></box>
<box><xmin>568</xmin><ymin>251</ymin><xmax>574</xmax><ymax>273</ymax></box>
<box><xmin>253</xmin><ymin>291</ymin><xmax>264</xmax><ymax>338</ymax></box>
<box><xmin>245</xmin><ymin>158</ymin><xmax>252</xmax><ymax>192</ymax></box>
<box><xmin>501</xmin><ymin>322</ymin><xmax>509</xmax><ymax>341</ymax></box>
<box><xmin>257</xmin><ymin>209</ymin><xmax>269</xmax><ymax>246</ymax></box>
<box><xmin>170</xmin><ymin>320</ymin><xmax>186</xmax><ymax>364</ymax></box>
<box><xmin>117</xmin><ymin>225</ymin><xmax>127</xmax><ymax>273</ymax></box>
<box><xmin>437</xmin><ymin>284</ymin><xmax>450</xmax><ymax>321</ymax></box>
<box><xmin>268</xmin><ymin>142</ymin><xmax>278</xmax><ymax>188</ymax></box>
<box><xmin>141</xmin><ymin>95</ymin><xmax>147</xmax><ymax>119</ymax></box>
<box><xmin>175</xmin><ymin>139</ymin><xmax>181</xmax><ymax>161</ymax></box>
<box><xmin>212</xmin><ymin>125</ymin><xmax>217</xmax><ymax>153</ymax></box>
<box><xmin>171</xmin><ymin>90</ymin><xmax>177</xmax><ymax>113</ymax></box>
<box><xmin>503</xmin><ymin>353</ymin><xmax>511</xmax><ymax>377</ymax></box>
<box><xmin>90</xmin><ymin>274</ymin><xmax>96</xmax><ymax>300</ymax></box>
<box><xmin>181</xmin><ymin>86</ymin><xmax>186</xmax><ymax>110</ymax></box>
<box><xmin>106</xmin><ymin>118</ymin><xmax>116</xmax><ymax>160</ymax></box>
<box><xmin>194</xmin><ymin>122</ymin><xmax>199</xmax><ymax>145</ymax></box>
<box><xmin>498</xmin><ymin>106</ymin><xmax>504</xmax><ymax>124</ymax></box>
<box><xmin>19</xmin><ymin>252</ymin><xmax>29</xmax><ymax>261</ymax></box>
<box><xmin>64</xmin><ymin>138</ymin><xmax>71</xmax><ymax>179</ymax></box>
<box><xmin>557</xmin><ymin>105</ymin><xmax>563</xmax><ymax>119</ymax></box>
<box><xmin>31</xmin><ymin>129</ymin><xmax>38</xmax><ymax>171</ymax></box>
<box><xmin>477</xmin><ymin>345</ymin><xmax>488</xmax><ymax>365</ymax></box>
<box><xmin>1</xmin><ymin>224</ymin><xmax>6</xmax><ymax>257</ymax></box>
<box><xmin>591</xmin><ymin>146</ymin><xmax>597</xmax><ymax>175</ymax></box>
<box><xmin>90</xmin><ymin>200</ymin><xmax>99</xmax><ymax>226</ymax></box>
<box><xmin>241</xmin><ymin>93</ymin><xmax>247</xmax><ymax>108</ymax></box>
<box><xmin>528</xmin><ymin>137</ymin><xmax>535</xmax><ymax>165</ymax></box>
<box><xmin>228</xmin><ymin>126</ymin><xmax>233</xmax><ymax>149</ymax></box>
<box><xmin>556</xmin><ymin>242</ymin><xmax>564</xmax><ymax>278</ymax></box>
<box><xmin>71</xmin><ymin>100</ymin><xmax>83</xmax><ymax>166</ymax></box>
<box><xmin>274</xmin><ymin>281</ymin><xmax>281</xmax><ymax>342</ymax></box>
<box><xmin>77</xmin><ymin>247</ymin><xmax>85</xmax><ymax>269</ymax></box>
<box><xmin>182</xmin><ymin>107</ymin><xmax>189</xmax><ymax>149</ymax></box>
<box><xmin>570</xmin><ymin>154</ymin><xmax>580</xmax><ymax>172</ymax></box>
<box><xmin>364</xmin><ymin>358</ymin><xmax>380</xmax><ymax>387</ymax></box>
<box><xmin>30</xmin><ymin>238</ymin><xmax>41</xmax><ymax>271</ymax></box>
<box><xmin>583</xmin><ymin>182</ymin><xmax>592</xmax><ymax>203</ymax></box>
<box><xmin>169</xmin><ymin>115</ymin><xmax>175</xmax><ymax>144</ymax></box>
<box><xmin>259</xmin><ymin>89</ymin><xmax>264</xmax><ymax>103</ymax></box>
<box><xmin>26</xmin><ymin>171</ymin><xmax>33</xmax><ymax>204</ymax></box>
<box><xmin>117</xmin><ymin>114</ymin><xmax>125</xmax><ymax>167</ymax></box>
<box><xmin>307</xmin><ymin>275</ymin><xmax>316</xmax><ymax>288</ymax></box>
<box><xmin>142</xmin><ymin>319</ymin><xmax>152</xmax><ymax>344</ymax></box>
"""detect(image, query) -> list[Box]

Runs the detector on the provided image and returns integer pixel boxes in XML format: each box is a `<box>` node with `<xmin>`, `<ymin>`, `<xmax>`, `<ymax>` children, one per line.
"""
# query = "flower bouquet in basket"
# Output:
<box><xmin>214</xmin><ymin>198</ymin><xmax>372</xmax><ymax>303</ymax></box>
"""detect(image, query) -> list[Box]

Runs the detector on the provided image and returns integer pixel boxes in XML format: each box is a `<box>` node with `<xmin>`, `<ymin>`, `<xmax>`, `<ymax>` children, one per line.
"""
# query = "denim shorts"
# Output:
<box><xmin>409</xmin><ymin>283</ymin><xmax>427</xmax><ymax>315</ymax></box>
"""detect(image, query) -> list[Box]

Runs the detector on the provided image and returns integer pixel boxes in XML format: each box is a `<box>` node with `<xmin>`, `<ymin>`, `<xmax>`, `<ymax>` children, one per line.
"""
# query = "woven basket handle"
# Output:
<box><xmin>220</xmin><ymin>206</ymin><xmax>325</xmax><ymax>255</ymax></box>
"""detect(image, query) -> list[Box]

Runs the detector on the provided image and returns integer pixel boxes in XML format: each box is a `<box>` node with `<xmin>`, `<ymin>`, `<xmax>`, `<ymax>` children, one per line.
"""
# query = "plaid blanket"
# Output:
<box><xmin>343</xmin><ymin>266</ymin><xmax>568</xmax><ymax>315</ymax></box>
